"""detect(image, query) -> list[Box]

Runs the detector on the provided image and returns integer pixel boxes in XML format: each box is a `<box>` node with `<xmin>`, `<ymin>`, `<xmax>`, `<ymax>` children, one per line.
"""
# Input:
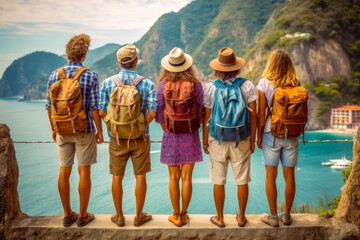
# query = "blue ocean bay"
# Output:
<box><xmin>0</xmin><ymin>98</ymin><xmax>355</xmax><ymax>216</ymax></box>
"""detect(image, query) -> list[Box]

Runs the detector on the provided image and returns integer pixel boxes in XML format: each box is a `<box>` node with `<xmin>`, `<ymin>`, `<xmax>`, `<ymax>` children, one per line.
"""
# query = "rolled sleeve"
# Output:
<box><xmin>98</xmin><ymin>80</ymin><xmax>109</xmax><ymax>113</ymax></box>
<box><xmin>203</xmin><ymin>82</ymin><xmax>216</xmax><ymax>109</ymax></box>
<box><xmin>147</xmin><ymin>82</ymin><xmax>158</xmax><ymax>112</ymax></box>
<box><xmin>89</xmin><ymin>73</ymin><xmax>99</xmax><ymax>111</ymax></box>
<box><xmin>242</xmin><ymin>80</ymin><xmax>258</xmax><ymax>104</ymax></box>
<box><xmin>45</xmin><ymin>72</ymin><xmax>56</xmax><ymax>110</ymax></box>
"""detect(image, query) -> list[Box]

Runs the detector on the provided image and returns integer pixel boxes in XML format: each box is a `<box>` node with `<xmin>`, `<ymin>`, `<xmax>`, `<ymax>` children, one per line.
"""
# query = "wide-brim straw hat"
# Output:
<box><xmin>210</xmin><ymin>47</ymin><xmax>245</xmax><ymax>72</ymax></box>
<box><xmin>161</xmin><ymin>47</ymin><xmax>193</xmax><ymax>72</ymax></box>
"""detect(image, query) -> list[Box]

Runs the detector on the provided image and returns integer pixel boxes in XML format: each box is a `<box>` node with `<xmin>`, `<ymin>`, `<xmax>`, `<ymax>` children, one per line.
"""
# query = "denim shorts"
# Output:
<box><xmin>262</xmin><ymin>132</ymin><xmax>299</xmax><ymax>167</ymax></box>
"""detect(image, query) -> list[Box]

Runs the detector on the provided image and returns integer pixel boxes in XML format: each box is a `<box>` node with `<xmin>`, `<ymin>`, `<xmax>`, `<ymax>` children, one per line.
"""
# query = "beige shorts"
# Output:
<box><xmin>209</xmin><ymin>138</ymin><xmax>251</xmax><ymax>185</ymax></box>
<box><xmin>56</xmin><ymin>132</ymin><xmax>97</xmax><ymax>167</ymax></box>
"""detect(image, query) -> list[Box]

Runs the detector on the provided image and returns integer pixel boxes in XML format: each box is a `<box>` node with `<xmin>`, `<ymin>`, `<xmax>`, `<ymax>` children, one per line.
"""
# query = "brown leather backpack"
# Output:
<box><xmin>268</xmin><ymin>86</ymin><xmax>308</xmax><ymax>144</ymax></box>
<box><xmin>163</xmin><ymin>80</ymin><xmax>200</xmax><ymax>134</ymax></box>
<box><xmin>49</xmin><ymin>67</ymin><xmax>88</xmax><ymax>135</ymax></box>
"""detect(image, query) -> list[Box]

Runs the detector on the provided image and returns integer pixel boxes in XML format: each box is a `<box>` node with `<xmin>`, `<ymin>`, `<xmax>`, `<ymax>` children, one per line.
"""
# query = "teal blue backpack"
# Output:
<box><xmin>209</xmin><ymin>78</ymin><xmax>251</xmax><ymax>148</ymax></box>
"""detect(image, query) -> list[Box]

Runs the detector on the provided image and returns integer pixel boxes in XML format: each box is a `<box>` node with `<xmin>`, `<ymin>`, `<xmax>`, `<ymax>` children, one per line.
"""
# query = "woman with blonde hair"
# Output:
<box><xmin>257</xmin><ymin>49</ymin><xmax>301</xmax><ymax>227</ymax></box>
<box><xmin>155</xmin><ymin>47</ymin><xmax>203</xmax><ymax>227</ymax></box>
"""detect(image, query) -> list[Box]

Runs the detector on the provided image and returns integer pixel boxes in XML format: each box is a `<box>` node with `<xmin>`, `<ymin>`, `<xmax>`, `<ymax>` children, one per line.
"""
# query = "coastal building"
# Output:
<box><xmin>281</xmin><ymin>32</ymin><xmax>310</xmax><ymax>39</ymax></box>
<box><xmin>331</xmin><ymin>105</ymin><xmax>360</xmax><ymax>129</ymax></box>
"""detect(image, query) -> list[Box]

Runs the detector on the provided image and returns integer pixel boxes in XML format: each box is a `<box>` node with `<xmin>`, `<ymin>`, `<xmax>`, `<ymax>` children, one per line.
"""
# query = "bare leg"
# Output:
<box><xmin>168</xmin><ymin>165</ymin><xmax>182</xmax><ymax>226</ymax></box>
<box><xmin>112</xmin><ymin>175</ymin><xmax>124</xmax><ymax>218</ymax></box>
<box><xmin>58</xmin><ymin>166</ymin><xmax>73</xmax><ymax>217</ymax></box>
<box><xmin>78</xmin><ymin>166</ymin><xmax>91</xmax><ymax>218</ymax></box>
<box><xmin>265</xmin><ymin>165</ymin><xmax>278</xmax><ymax>216</ymax></box>
<box><xmin>213</xmin><ymin>184</ymin><xmax>225</xmax><ymax>225</ymax></box>
<box><xmin>180</xmin><ymin>163</ymin><xmax>195</xmax><ymax>224</ymax></box>
<box><xmin>134</xmin><ymin>174</ymin><xmax>147</xmax><ymax>218</ymax></box>
<box><xmin>283</xmin><ymin>166</ymin><xmax>296</xmax><ymax>214</ymax></box>
<box><xmin>237</xmin><ymin>184</ymin><xmax>249</xmax><ymax>223</ymax></box>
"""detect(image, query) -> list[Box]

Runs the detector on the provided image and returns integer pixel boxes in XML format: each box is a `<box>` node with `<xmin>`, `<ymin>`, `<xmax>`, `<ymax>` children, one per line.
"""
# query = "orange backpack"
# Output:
<box><xmin>268</xmin><ymin>86</ymin><xmax>308</xmax><ymax>144</ymax></box>
<box><xmin>49</xmin><ymin>67</ymin><xmax>88</xmax><ymax>135</ymax></box>
<box><xmin>163</xmin><ymin>80</ymin><xmax>200</xmax><ymax>134</ymax></box>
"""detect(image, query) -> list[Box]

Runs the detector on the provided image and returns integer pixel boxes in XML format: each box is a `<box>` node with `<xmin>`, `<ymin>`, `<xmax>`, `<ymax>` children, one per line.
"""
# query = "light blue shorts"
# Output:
<box><xmin>262</xmin><ymin>132</ymin><xmax>299</xmax><ymax>167</ymax></box>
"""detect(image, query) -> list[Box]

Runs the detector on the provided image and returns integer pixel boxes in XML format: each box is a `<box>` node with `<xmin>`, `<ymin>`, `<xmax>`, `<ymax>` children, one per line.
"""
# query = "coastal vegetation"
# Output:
<box><xmin>317</xmin><ymin>164</ymin><xmax>353</xmax><ymax>218</ymax></box>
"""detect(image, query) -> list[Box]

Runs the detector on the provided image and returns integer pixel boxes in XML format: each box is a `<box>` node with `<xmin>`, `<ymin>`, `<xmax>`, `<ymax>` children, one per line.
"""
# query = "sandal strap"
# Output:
<box><xmin>181</xmin><ymin>211</ymin><xmax>188</xmax><ymax>215</ymax></box>
<box><xmin>173</xmin><ymin>212</ymin><xmax>181</xmax><ymax>216</ymax></box>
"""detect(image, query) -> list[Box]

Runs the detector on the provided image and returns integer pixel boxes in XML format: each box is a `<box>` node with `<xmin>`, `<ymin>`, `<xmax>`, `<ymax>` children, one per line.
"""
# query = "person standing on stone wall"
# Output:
<box><xmin>45</xmin><ymin>33</ymin><xmax>104</xmax><ymax>227</ymax></box>
<box><xmin>98</xmin><ymin>44</ymin><xmax>158</xmax><ymax>227</ymax></box>
<box><xmin>155</xmin><ymin>47</ymin><xmax>203</xmax><ymax>227</ymax></box>
<box><xmin>203</xmin><ymin>47</ymin><xmax>257</xmax><ymax>228</ymax></box>
<box><xmin>257</xmin><ymin>49</ymin><xmax>308</xmax><ymax>227</ymax></box>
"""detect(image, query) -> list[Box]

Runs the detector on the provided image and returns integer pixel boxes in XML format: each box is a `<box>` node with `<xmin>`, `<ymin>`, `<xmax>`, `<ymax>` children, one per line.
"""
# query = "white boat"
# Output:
<box><xmin>322</xmin><ymin>156</ymin><xmax>351</xmax><ymax>167</ymax></box>
<box><xmin>331</xmin><ymin>160</ymin><xmax>352</xmax><ymax>169</ymax></box>
<box><xmin>329</xmin><ymin>156</ymin><xmax>350</xmax><ymax>163</ymax></box>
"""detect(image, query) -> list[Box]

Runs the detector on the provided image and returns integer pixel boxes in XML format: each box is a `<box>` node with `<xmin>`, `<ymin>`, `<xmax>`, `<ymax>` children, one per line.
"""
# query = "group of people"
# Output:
<box><xmin>46</xmin><ymin>33</ymin><xmax>304</xmax><ymax>228</ymax></box>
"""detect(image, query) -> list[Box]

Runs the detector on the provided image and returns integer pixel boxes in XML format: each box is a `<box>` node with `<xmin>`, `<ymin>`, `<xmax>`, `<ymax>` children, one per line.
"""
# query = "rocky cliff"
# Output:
<box><xmin>242</xmin><ymin>37</ymin><xmax>352</xmax><ymax>129</ymax></box>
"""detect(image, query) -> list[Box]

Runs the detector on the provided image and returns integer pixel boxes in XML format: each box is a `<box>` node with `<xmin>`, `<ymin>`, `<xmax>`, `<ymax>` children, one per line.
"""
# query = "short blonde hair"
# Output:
<box><xmin>65</xmin><ymin>34</ymin><xmax>90</xmax><ymax>62</ymax></box>
<box><xmin>262</xmin><ymin>49</ymin><xmax>299</xmax><ymax>88</ymax></box>
<box><xmin>159</xmin><ymin>66</ymin><xmax>200</xmax><ymax>83</ymax></box>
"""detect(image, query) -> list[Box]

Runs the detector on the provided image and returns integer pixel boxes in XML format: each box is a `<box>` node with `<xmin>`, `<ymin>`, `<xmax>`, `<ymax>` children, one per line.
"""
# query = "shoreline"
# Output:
<box><xmin>310</xmin><ymin>128</ymin><xmax>357</xmax><ymax>135</ymax></box>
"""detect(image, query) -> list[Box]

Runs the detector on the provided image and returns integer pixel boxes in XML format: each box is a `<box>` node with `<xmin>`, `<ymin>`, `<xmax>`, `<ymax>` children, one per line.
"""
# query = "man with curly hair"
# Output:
<box><xmin>45</xmin><ymin>33</ymin><xmax>103</xmax><ymax>227</ymax></box>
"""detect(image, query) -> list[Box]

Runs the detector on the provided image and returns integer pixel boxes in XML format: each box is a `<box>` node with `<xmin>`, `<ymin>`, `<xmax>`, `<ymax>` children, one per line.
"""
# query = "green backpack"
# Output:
<box><xmin>104</xmin><ymin>75</ymin><xmax>146</xmax><ymax>147</ymax></box>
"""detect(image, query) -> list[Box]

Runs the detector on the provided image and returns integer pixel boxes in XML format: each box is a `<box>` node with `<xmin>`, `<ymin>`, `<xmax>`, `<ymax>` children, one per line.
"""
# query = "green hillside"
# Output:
<box><xmin>92</xmin><ymin>0</ymin><xmax>285</xmax><ymax>82</ymax></box>
<box><xmin>83</xmin><ymin>43</ymin><xmax>121</xmax><ymax>67</ymax></box>
<box><xmin>0</xmin><ymin>51</ymin><xmax>66</xmax><ymax>97</ymax></box>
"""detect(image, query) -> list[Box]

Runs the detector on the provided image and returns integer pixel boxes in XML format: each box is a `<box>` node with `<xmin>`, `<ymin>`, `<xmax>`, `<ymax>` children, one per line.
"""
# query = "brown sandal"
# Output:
<box><xmin>111</xmin><ymin>214</ymin><xmax>125</xmax><ymax>227</ymax></box>
<box><xmin>134</xmin><ymin>212</ymin><xmax>152</xmax><ymax>227</ymax></box>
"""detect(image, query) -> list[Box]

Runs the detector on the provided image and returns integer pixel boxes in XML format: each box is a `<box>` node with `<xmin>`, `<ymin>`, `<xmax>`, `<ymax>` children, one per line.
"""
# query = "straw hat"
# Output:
<box><xmin>161</xmin><ymin>47</ymin><xmax>193</xmax><ymax>72</ymax></box>
<box><xmin>210</xmin><ymin>47</ymin><xmax>245</xmax><ymax>72</ymax></box>
<box><xmin>117</xmin><ymin>44</ymin><xmax>139</xmax><ymax>64</ymax></box>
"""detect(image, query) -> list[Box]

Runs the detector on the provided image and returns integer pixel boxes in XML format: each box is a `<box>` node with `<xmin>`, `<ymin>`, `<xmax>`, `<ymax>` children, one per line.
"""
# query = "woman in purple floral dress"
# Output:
<box><xmin>156</xmin><ymin>47</ymin><xmax>203</xmax><ymax>227</ymax></box>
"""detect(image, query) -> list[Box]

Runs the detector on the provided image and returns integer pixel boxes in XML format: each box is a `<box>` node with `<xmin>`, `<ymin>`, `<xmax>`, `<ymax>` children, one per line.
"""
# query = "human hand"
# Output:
<box><xmin>203</xmin><ymin>143</ymin><xmax>209</xmax><ymax>154</ymax></box>
<box><xmin>250</xmin><ymin>139</ymin><xmax>255</xmax><ymax>154</ymax></box>
<box><xmin>96</xmin><ymin>131</ymin><xmax>104</xmax><ymax>144</ymax></box>
<box><xmin>257</xmin><ymin>136</ymin><xmax>262</xmax><ymax>150</ymax></box>
<box><xmin>52</xmin><ymin>130</ymin><xmax>57</xmax><ymax>142</ymax></box>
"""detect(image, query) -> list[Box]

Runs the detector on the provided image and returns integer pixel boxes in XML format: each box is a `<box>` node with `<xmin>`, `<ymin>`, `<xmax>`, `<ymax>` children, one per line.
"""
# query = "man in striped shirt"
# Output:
<box><xmin>99</xmin><ymin>44</ymin><xmax>157</xmax><ymax>227</ymax></box>
<box><xmin>46</xmin><ymin>34</ymin><xmax>103</xmax><ymax>227</ymax></box>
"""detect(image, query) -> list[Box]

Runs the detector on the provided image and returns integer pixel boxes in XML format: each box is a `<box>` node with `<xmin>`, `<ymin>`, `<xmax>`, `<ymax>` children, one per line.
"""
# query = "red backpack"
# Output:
<box><xmin>163</xmin><ymin>80</ymin><xmax>200</xmax><ymax>134</ymax></box>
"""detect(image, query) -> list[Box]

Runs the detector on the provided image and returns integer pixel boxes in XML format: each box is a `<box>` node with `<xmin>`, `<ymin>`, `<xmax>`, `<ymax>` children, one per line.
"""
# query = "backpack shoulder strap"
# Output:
<box><xmin>131</xmin><ymin>76</ymin><xmax>146</xmax><ymax>87</ymax></box>
<box><xmin>57</xmin><ymin>68</ymin><xmax>67</xmax><ymax>79</ymax></box>
<box><xmin>211</xmin><ymin>79</ymin><xmax>224</xmax><ymax>88</ymax></box>
<box><xmin>233</xmin><ymin>77</ymin><xmax>247</xmax><ymax>88</ymax></box>
<box><xmin>73</xmin><ymin>67</ymin><xmax>88</xmax><ymax>80</ymax></box>
<box><xmin>111</xmin><ymin>75</ymin><xmax>123</xmax><ymax>87</ymax></box>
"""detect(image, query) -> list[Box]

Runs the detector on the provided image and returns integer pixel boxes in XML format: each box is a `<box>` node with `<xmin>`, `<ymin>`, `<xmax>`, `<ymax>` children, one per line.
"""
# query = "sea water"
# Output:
<box><xmin>0</xmin><ymin>98</ymin><xmax>355</xmax><ymax>216</ymax></box>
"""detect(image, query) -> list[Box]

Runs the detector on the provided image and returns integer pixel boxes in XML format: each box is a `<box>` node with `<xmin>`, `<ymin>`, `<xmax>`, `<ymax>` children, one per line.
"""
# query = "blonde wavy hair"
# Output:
<box><xmin>262</xmin><ymin>49</ymin><xmax>300</xmax><ymax>88</ymax></box>
<box><xmin>158</xmin><ymin>66</ymin><xmax>200</xmax><ymax>83</ymax></box>
<box><xmin>65</xmin><ymin>34</ymin><xmax>90</xmax><ymax>62</ymax></box>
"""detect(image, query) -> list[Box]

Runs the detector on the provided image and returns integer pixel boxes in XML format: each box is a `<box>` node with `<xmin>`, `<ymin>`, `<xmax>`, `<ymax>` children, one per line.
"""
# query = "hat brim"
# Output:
<box><xmin>209</xmin><ymin>57</ymin><xmax>245</xmax><ymax>72</ymax></box>
<box><xmin>161</xmin><ymin>54</ymin><xmax>193</xmax><ymax>73</ymax></box>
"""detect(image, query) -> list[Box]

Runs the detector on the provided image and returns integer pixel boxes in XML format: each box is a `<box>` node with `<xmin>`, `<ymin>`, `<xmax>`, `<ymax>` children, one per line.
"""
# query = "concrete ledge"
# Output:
<box><xmin>6</xmin><ymin>214</ymin><xmax>360</xmax><ymax>240</ymax></box>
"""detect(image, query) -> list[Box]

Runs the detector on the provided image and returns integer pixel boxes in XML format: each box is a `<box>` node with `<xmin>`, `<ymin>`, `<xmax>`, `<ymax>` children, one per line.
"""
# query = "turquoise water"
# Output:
<box><xmin>0</xmin><ymin>98</ymin><xmax>355</xmax><ymax>216</ymax></box>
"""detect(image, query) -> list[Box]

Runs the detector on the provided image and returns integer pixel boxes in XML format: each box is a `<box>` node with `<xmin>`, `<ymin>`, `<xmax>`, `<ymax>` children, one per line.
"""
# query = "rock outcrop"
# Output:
<box><xmin>335</xmin><ymin>127</ymin><xmax>360</xmax><ymax>227</ymax></box>
<box><xmin>0</xmin><ymin>124</ymin><xmax>21</xmax><ymax>239</ymax></box>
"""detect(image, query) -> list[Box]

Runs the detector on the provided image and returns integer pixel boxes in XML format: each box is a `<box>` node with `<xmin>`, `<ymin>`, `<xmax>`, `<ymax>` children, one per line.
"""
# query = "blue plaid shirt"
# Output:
<box><xmin>99</xmin><ymin>68</ymin><xmax>158</xmax><ymax>137</ymax></box>
<box><xmin>45</xmin><ymin>62</ymin><xmax>100</xmax><ymax>133</ymax></box>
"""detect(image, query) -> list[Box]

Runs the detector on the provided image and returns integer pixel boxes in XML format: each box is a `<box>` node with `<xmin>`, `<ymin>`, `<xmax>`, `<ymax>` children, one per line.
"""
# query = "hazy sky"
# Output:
<box><xmin>0</xmin><ymin>0</ymin><xmax>192</xmax><ymax>77</ymax></box>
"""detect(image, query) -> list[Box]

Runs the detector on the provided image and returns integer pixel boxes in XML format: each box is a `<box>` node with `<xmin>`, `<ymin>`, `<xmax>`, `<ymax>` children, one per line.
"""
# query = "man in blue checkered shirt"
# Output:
<box><xmin>99</xmin><ymin>44</ymin><xmax>157</xmax><ymax>227</ymax></box>
<box><xmin>45</xmin><ymin>34</ymin><xmax>103</xmax><ymax>227</ymax></box>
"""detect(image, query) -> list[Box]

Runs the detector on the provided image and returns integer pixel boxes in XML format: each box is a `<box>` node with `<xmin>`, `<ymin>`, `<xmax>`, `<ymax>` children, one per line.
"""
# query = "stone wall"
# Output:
<box><xmin>0</xmin><ymin>123</ymin><xmax>359</xmax><ymax>239</ymax></box>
